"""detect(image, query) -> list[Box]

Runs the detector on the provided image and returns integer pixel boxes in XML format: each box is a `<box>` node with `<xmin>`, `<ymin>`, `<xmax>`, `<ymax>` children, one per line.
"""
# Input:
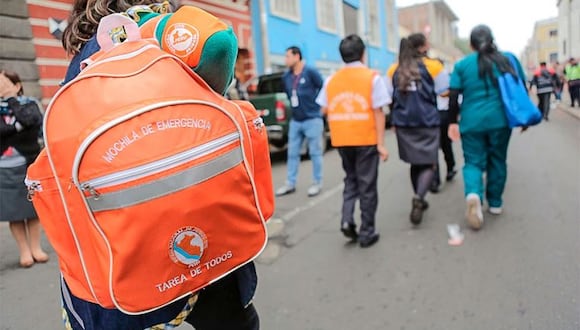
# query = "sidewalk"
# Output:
<box><xmin>556</xmin><ymin>102</ymin><xmax>580</xmax><ymax>120</ymax></box>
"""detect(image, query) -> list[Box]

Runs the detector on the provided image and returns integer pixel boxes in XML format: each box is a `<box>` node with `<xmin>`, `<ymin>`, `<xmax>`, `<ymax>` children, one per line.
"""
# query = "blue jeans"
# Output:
<box><xmin>461</xmin><ymin>128</ymin><xmax>512</xmax><ymax>208</ymax></box>
<box><xmin>286</xmin><ymin>118</ymin><xmax>324</xmax><ymax>187</ymax></box>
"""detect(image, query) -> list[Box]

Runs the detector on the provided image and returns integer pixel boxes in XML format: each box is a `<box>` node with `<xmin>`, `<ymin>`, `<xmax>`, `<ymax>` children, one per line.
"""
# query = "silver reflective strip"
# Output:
<box><xmin>87</xmin><ymin>147</ymin><xmax>242</xmax><ymax>212</ymax></box>
<box><xmin>60</xmin><ymin>275</ymin><xmax>86</xmax><ymax>329</ymax></box>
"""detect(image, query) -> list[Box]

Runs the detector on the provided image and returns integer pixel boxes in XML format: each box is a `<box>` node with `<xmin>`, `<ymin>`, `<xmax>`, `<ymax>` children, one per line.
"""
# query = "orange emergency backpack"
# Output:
<box><xmin>26</xmin><ymin>14</ymin><xmax>273</xmax><ymax>314</ymax></box>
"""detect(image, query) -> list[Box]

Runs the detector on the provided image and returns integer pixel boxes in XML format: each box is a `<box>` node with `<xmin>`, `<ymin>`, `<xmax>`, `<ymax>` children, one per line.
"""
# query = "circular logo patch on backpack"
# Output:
<box><xmin>169</xmin><ymin>227</ymin><xmax>208</xmax><ymax>267</ymax></box>
<box><xmin>164</xmin><ymin>23</ymin><xmax>200</xmax><ymax>58</ymax></box>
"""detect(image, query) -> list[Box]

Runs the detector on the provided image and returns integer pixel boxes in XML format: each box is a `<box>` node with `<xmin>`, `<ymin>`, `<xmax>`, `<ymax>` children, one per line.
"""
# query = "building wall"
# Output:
<box><xmin>522</xmin><ymin>18</ymin><xmax>560</xmax><ymax>77</ymax></box>
<box><xmin>397</xmin><ymin>1</ymin><xmax>461</xmax><ymax>65</ymax></box>
<box><xmin>252</xmin><ymin>0</ymin><xmax>397</xmax><ymax>77</ymax></box>
<box><xmin>25</xmin><ymin>0</ymin><xmax>71</xmax><ymax>107</ymax></box>
<box><xmin>0</xmin><ymin>0</ymin><xmax>42</xmax><ymax>101</ymax></box>
<box><xmin>398</xmin><ymin>4</ymin><xmax>429</xmax><ymax>34</ymax></box>
<box><xmin>534</xmin><ymin>19</ymin><xmax>559</xmax><ymax>64</ymax></box>
<box><xmin>3</xmin><ymin>0</ymin><xmax>253</xmax><ymax>106</ymax></box>
<box><xmin>558</xmin><ymin>0</ymin><xmax>580</xmax><ymax>60</ymax></box>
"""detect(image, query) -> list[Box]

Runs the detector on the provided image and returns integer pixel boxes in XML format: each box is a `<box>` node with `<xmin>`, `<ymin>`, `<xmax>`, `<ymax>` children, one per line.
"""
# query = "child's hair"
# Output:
<box><xmin>1</xmin><ymin>70</ymin><xmax>24</xmax><ymax>96</ymax></box>
<box><xmin>62</xmin><ymin>0</ymin><xmax>177</xmax><ymax>55</ymax></box>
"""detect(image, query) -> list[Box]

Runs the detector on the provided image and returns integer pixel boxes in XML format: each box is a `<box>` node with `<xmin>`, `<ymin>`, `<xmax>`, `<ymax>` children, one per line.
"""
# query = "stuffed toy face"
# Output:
<box><xmin>127</xmin><ymin>4</ymin><xmax>238</xmax><ymax>95</ymax></box>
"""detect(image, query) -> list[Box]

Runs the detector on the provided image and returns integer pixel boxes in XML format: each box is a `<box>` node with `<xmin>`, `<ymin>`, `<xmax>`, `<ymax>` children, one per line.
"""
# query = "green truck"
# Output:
<box><xmin>248</xmin><ymin>72</ymin><xmax>330</xmax><ymax>153</ymax></box>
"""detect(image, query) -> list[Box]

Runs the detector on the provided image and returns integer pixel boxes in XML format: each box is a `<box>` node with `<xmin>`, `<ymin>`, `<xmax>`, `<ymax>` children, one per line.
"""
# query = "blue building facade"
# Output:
<box><xmin>251</xmin><ymin>0</ymin><xmax>398</xmax><ymax>77</ymax></box>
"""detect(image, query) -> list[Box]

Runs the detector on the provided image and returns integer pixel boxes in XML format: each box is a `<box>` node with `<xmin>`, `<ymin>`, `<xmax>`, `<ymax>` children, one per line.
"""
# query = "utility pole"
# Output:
<box><xmin>258</xmin><ymin>0</ymin><xmax>271</xmax><ymax>74</ymax></box>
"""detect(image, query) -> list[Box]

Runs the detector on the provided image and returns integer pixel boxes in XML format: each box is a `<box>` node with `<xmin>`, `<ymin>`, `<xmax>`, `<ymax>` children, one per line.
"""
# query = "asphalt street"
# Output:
<box><xmin>0</xmin><ymin>107</ymin><xmax>578</xmax><ymax>330</ymax></box>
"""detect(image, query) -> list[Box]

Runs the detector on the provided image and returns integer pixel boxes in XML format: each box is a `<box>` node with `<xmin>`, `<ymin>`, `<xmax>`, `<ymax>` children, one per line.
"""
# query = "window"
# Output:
<box><xmin>342</xmin><ymin>3</ymin><xmax>358</xmax><ymax>36</ymax></box>
<box><xmin>316</xmin><ymin>0</ymin><xmax>338</xmax><ymax>33</ymax></box>
<box><xmin>549</xmin><ymin>29</ymin><xmax>558</xmax><ymax>38</ymax></box>
<box><xmin>270</xmin><ymin>0</ymin><xmax>301</xmax><ymax>22</ymax></box>
<box><xmin>367</xmin><ymin>0</ymin><xmax>381</xmax><ymax>46</ymax></box>
<box><xmin>385</xmin><ymin>0</ymin><xmax>397</xmax><ymax>51</ymax></box>
<box><xmin>549</xmin><ymin>52</ymin><xmax>558</xmax><ymax>63</ymax></box>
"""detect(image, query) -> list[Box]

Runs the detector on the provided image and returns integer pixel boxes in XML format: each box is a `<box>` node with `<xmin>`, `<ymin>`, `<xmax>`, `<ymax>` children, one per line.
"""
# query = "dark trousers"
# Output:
<box><xmin>433</xmin><ymin>111</ymin><xmax>456</xmax><ymax>186</ymax></box>
<box><xmin>186</xmin><ymin>273</ymin><xmax>259</xmax><ymax>330</ymax></box>
<box><xmin>570</xmin><ymin>82</ymin><xmax>580</xmax><ymax>107</ymax></box>
<box><xmin>338</xmin><ymin>146</ymin><xmax>379</xmax><ymax>239</ymax></box>
<box><xmin>537</xmin><ymin>92</ymin><xmax>552</xmax><ymax>119</ymax></box>
<box><xmin>411</xmin><ymin>164</ymin><xmax>435</xmax><ymax>198</ymax></box>
<box><xmin>64</xmin><ymin>272</ymin><xmax>259</xmax><ymax>330</ymax></box>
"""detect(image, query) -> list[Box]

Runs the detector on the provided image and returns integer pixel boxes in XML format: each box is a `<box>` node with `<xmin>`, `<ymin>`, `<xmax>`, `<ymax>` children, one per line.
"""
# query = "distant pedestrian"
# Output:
<box><xmin>530</xmin><ymin>61</ymin><xmax>558</xmax><ymax>121</ymax></box>
<box><xmin>386</xmin><ymin>33</ymin><xmax>449</xmax><ymax>226</ymax></box>
<box><xmin>553</xmin><ymin>61</ymin><xmax>564</xmax><ymax>102</ymax></box>
<box><xmin>431</xmin><ymin>59</ymin><xmax>457</xmax><ymax>193</ymax></box>
<box><xmin>276</xmin><ymin>46</ymin><xmax>325</xmax><ymax>197</ymax></box>
<box><xmin>0</xmin><ymin>70</ymin><xmax>47</xmax><ymax>268</ymax></box>
<box><xmin>316</xmin><ymin>34</ymin><xmax>389</xmax><ymax>248</ymax></box>
<box><xmin>448</xmin><ymin>25</ymin><xmax>527</xmax><ymax>230</ymax></box>
<box><xmin>564</xmin><ymin>57</ymin><xmax>580</xmax><ymax>107</ymax></box>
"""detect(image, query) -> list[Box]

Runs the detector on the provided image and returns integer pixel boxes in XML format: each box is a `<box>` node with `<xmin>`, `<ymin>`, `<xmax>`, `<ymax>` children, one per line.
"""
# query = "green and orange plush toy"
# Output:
<box><xmin>124</xmin><ymin>2</ymin><xmax>239</xmax><ymax>95</ymax></box>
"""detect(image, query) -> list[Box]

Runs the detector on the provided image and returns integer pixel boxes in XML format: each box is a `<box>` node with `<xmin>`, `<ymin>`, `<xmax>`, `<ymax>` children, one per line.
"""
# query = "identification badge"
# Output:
<box><xmin>291</xmin><ymin>90</ymin><xmax>299</xmax><ymax>107</ymax></box>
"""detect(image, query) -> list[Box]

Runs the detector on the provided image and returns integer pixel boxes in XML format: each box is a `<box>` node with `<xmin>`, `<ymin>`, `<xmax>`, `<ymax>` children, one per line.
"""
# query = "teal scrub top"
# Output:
<box><xmin>450</xmin><ymin>52</ymin><xmax>526</xmax><ymax>133</ymax></box>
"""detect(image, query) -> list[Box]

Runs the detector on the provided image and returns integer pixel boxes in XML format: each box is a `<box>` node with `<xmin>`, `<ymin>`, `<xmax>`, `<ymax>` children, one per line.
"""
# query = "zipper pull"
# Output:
<box><xmin>26</xmin><ymin>182</ymin><xmax>40</xmax><ymax>201</ymax></box>
<box><xmin>253</xmin><ymin>117</ymin><xmax>264</xmax><ymax>133</ymax></box>
<box><xmin>82</xmin><ymin>184</ymin><xmax>101</xmax><ymax>200</ymax></box>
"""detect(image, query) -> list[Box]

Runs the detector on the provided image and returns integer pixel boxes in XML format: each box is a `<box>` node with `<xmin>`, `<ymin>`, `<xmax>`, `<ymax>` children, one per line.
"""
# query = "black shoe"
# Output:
<box><xmin>410</xmin><ymin>197</ymin><xmax>425</xmax><ymax>225</ymax></box>
<box><xmin>544</xmin><ymin>116</ymin><xmax>549</xmax><ymax>121</ymax></box>
<box><xmin>340</xmin><ymin>223</ymin><xmax>358</xmax><ymax>241</ymax></box>
<box><xmin>421</xmin><ymin>200</ymin><xmax>429</xmax><ymax>210</ymax></box>
<box><xmin>429</xmin><ymin>182</ymin><xmax>440</xmax><ymax>193</ymax></box>
<box><xmin>446</xmin><ymin>170</ymin><xmax>457</xmax><ymax>182</ymax></box>
<box><xmin>359</xmin><ymin>233</ymin><xmax>380</xmax><ymax>248</ymax></box>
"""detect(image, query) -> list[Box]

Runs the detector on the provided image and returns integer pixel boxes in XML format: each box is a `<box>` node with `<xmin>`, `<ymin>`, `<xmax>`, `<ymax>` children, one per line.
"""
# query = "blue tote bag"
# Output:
<box><xmin>498</xmin><ymin>55</ymin><xmax>542</xmax><ymax>128</ymax></box>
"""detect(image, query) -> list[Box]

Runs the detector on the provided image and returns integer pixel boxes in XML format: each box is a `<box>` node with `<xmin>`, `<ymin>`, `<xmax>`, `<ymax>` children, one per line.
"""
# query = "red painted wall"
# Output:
<box><xmin>27</xmin><ymin>0</ymin><xmax>255</xmax><ymax>106</ymax></box>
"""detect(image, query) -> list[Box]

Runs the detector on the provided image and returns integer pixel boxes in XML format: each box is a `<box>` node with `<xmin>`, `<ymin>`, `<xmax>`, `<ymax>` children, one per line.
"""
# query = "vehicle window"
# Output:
<box><xmin>258</xmin><ymin>76</ymin><xmax>285</xmax><ymax>94</ymax></box>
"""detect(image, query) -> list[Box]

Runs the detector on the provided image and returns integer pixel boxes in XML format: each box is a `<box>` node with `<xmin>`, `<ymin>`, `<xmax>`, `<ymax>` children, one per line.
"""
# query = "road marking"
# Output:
<box><xmin>280</xmin><ymin>183</ymin><xmax>344</xmax><ymax>222</ymax></box>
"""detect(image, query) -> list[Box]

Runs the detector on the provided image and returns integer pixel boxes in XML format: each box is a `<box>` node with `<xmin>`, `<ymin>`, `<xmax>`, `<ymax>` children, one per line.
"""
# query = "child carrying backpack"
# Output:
<box><xmin>27</xmin><ymin>3</ymin><xmax>273</xmax><ymax>329</ymax></box>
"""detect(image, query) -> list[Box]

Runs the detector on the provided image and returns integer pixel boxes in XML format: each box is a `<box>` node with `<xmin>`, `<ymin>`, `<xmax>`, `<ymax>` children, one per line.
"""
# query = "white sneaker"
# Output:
<box><xmin>307</xmin><ymin>184</ymin><xmax>322</xmax><ymax>197</ymax></box>
<box><xmin>275</xmin><ymin>185</ymin><xmax>296</xmax><ymax>196</ymax></box>
<box><xmin>489</xmin><ymin>206</ymin><xmax>503</xmax><ymax>215</ymax></box>
<box><xmin>466</xmin><ymin>193</ymin><xmax>484</xmax><ymax>230</ymax></box>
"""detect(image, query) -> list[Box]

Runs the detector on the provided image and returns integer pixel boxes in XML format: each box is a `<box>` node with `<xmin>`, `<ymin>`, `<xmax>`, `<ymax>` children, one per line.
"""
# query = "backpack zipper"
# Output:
<box><xmin>80</xmin><ymin>132</ymin><xmax>239</xmax><ymax>198</ymax></box>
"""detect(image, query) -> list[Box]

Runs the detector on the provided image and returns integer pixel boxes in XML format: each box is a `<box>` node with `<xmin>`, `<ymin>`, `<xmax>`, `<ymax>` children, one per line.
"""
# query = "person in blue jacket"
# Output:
<box><xmin>448</xmin><ymin>25</ymin><xmax>526</xmax><ymax>230</ymax></box>
<box><xmin>59</xmin><ymin>1</ymin><xmax>259</xmax><ymax>329</ymax></box>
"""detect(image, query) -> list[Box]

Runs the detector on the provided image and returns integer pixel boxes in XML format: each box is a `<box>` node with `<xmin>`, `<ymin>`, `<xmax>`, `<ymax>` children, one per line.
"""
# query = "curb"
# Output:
<box><xmin>557</xmin><ymin>103</ymin><xmax>580</xmax><ymax>120</ymax></box>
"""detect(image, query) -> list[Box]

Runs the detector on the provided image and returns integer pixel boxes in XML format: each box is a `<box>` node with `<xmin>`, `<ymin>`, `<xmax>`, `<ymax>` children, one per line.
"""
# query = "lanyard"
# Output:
<box><xmin>292</xmin><ymin>72</ymin><xmax>302</xmax><ymax>91</ymax></box>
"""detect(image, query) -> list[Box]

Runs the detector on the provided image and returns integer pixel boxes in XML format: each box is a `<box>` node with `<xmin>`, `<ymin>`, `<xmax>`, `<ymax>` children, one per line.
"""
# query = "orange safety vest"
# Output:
<box><xmin>26</xmin><ymin>14</ymin><xmax>273</xmax><ymax>315</ymax></box>
<box><xmin>326</xmin><ymin>67</ymin><xmax>377</xmax><ymax>147</ymax></box>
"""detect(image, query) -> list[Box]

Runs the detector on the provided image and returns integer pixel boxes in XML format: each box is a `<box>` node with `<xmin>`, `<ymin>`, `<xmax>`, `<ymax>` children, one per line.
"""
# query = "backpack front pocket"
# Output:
<box><xmin>70</xmin><ymin>100</ymin><xmax>267</xmax><ymax>314</ymax></box>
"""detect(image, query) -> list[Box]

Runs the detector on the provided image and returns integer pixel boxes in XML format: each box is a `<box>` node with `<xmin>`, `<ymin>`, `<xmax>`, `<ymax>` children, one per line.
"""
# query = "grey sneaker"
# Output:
<box><xmin>307</xmin><ymin>184</ymin><xmax>322</xmax><ymax>197</ymax></box>
<box><xmin>275</xmin><ymin>185</ymin><xmax>296</xmax><ymax>197</ymax></box>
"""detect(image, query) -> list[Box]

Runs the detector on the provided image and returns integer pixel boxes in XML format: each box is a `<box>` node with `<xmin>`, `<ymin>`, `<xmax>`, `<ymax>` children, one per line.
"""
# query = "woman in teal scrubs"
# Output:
<box><xmin>448</xmin><ymin>25</ymin><xmax>526</xmax><ymax>230</ymax></box>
